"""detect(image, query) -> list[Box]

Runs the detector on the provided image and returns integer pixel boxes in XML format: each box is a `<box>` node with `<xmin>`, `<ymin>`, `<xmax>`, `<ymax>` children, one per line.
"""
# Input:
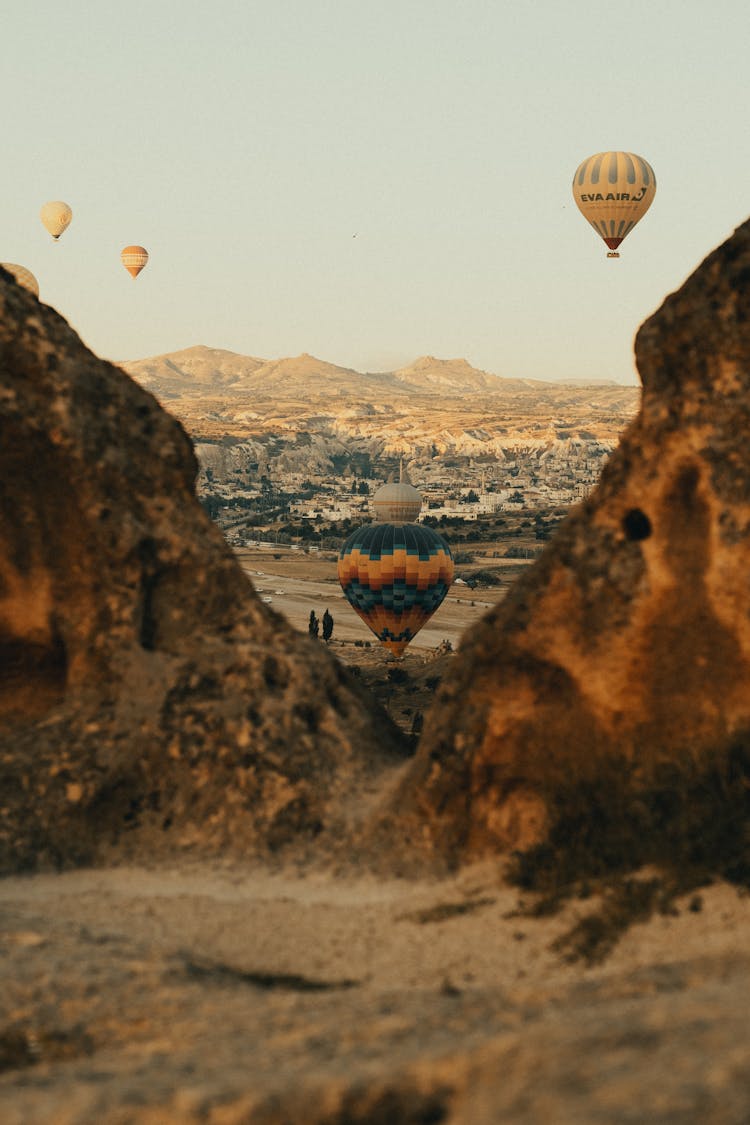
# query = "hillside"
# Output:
<box><xmin>123</xmin><ymin>345</ymin><xmax>638</xmax><ymax>407</ymax></box>
<box><xmin>121</xmin><ymin>347</ymin><xmax>640</xmax><ymax>480</ymax></box>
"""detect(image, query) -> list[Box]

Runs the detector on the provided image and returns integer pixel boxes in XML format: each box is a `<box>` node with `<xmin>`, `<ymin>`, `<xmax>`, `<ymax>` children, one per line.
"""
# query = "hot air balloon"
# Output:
<box><xmin>572</xmin><ymin>151</ymin><xmax>656</xmax><ymax>258</ymax></box>
<box><xmin>1</xmin><ymin>263</ymin><xmax>39</xmax><ymax>298</ymax></box>
<box><xmin>371</xmin><ymin>461</ymin><xmax>422</xmax><ymax>523</ymax></box>
<box><xmin>338</xmin><ymin>522</ymin><xmax>454</xmax><ymax>658</ymax></box>
<box><xmin>40</xmin><ymin>201</ymin><xmax>73</xmax><ymax>240</ymax></box>
<box><xmin>121</xmin><ymin>245</ymin><xmax>149</xmax><ymax>278</ymax></box>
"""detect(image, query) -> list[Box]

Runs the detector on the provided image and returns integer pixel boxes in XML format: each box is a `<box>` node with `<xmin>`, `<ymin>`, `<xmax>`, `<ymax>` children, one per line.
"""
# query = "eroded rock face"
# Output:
<box><xmin>0</xmin><ymin>271</ymin><xmax>406</xmax><ymax>872</ymax></box>
<box><xmin>388</xmin><ymin>218</ymin><xmax>750</xmax><ymax>865</ymax></box>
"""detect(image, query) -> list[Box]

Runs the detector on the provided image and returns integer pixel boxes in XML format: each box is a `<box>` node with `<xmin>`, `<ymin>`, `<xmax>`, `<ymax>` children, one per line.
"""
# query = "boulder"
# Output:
<box><xmin>0</xmin><ymin>270</ymin><xmax>406</xmax><ymax>873</ymax></box>
<box><xmin>387</xmin><ymin>219</ymin><xmax>750</xmax><ymax>873</ymax></box>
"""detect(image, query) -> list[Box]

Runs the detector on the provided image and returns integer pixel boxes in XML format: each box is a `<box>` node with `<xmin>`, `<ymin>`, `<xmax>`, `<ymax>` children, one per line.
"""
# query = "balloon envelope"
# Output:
<box><xmin>572</xmin><ymin>151</ymin><xmax>656</xmax><ymax>257</ymax></box>
<box><xmin>1</xmin><ymin>263</ymin><xmax>39</xmax><ymax>298</ymax></box>
<box><xmin>371</xmin><ymin>465</ymin><xmax>422</xmax><ymax>524</ymax></box>
<box><xmin>40</xmin><ymin>201</ymin><xmax>72</xmax><ymax>240</ymax></box>
<box><xmin>121</xmin><ymin>245</ymin><xmax>149</xmax><ymax>278</ymax></box>
<box><xmin>338</xmin><ymin>522</ymin><xmax>454</xmax><ymax>658</ymax></box>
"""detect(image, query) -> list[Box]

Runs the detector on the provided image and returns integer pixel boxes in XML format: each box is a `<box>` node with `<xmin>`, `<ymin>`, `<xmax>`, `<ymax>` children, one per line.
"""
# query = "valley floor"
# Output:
<box><xmin>233</xmin><ymin>543</ymin><xmax>527</xmax><ymax>652</ymax></box>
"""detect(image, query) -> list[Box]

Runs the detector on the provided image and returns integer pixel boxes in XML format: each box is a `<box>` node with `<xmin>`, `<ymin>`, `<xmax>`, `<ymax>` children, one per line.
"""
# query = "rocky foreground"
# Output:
<box><xmin>2</xmin><ymin>217</ymin><xmax>750</xmax><ymax>1122</ymax></box>
<box><xmin>2</xmin><ymin>863</ymin><xmax>750</xmax><ymax>1124</ymax></box>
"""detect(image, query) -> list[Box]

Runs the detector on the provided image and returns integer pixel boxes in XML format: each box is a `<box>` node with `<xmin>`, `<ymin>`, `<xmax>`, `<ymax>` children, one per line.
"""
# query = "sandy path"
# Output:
<box><xmin>2</xmin><ymin>861</ymin><xmax>749</xmax><ymax>996</ymax></box>
<box><xmin>2</xmin><ymin>863</ymin><xmax>750</xmax><ymax>1122</ymax></box>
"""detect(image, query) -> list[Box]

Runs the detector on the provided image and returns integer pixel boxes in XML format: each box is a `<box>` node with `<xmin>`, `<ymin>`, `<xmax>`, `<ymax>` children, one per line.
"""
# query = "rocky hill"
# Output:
<box><xmin>121</xmin><ymin>348</ymin><xmax>640</xmax><ymax>480</ymax></box>
<box><xmin>3</xmin><ymin>220</ymin><xmax>750</xmax><ymax>1123</ymax></box>
<box><xmin>0</xmin><ymin>273</ymin><xmax>406</xmax><ymax>874</ymax></box>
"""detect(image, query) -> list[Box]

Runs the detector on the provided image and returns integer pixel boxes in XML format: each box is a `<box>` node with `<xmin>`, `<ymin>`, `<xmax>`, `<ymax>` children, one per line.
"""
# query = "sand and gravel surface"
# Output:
<box><xmin>2</xmin><ymin>861</ymin><xmax>750</xmax><ymax>1123</ymax></box>
<box><xmin>233</xmin><ymin>545</ymin><xmax>523</xmax><ymax>651</ymax></box>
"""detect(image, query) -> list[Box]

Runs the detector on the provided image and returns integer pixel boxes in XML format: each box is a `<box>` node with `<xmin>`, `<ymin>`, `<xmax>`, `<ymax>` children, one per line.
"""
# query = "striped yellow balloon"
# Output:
<box><xmin>572</xmin><ymin>151</ymin><xmax>656</xmax><ymax>258</ymax></box>
<box><xmin>1</xmin><ymin>263</ymin><xmax>39</xmax><ymax>298</ymax></box>
<box><xmin>40</xmin><ymin>201</ymin><xmax>73</xmax><ymax>240</ymax></box>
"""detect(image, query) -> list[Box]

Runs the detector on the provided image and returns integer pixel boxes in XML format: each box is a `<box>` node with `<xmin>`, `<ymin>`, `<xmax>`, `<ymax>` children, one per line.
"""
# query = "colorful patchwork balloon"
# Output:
<box><xmin>338</xmin><ymin>522</ymin><xmax>454</xmax><ymax>658</ymax></box>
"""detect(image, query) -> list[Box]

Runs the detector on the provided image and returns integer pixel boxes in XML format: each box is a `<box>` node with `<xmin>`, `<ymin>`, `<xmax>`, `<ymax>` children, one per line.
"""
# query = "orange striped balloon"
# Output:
<box><xmin>120</xmin><ymin>245</ymin><xmax>149</xmax><ymax>278</ymax></box>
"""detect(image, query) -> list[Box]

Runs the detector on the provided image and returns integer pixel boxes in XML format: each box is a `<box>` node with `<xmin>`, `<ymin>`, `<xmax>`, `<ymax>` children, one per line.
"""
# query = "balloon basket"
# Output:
<box><xmin>606</xmin><ymin>251</ymin><xmax>620</xmax><ymax>259</ymax></box>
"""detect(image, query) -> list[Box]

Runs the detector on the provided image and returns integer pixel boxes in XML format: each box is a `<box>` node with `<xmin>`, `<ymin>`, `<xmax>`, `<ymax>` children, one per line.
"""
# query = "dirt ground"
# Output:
<box><xmin>234</xmin><ymin>543</ymin><xmax>523</xmax><ymax>651</ymax></box>
<box><xmin>234</xmin><ymin>544</ymin><xmax>522</xmax><ymax>741</ymax></box>
<box><xmin>2</xmin><ymin>860</ymin><xmax>750</xmax><ymax>1123</ymax></box>
<box><xmin>3</xmin><ymin>554</ymin><xmax>750</xmax><ymax>1121</ymax></box>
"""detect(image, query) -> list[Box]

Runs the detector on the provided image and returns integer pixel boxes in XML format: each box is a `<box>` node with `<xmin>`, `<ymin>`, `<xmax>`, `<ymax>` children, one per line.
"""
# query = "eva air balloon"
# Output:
<box><xmin>572</xmin><ymin>151</ymin><xmax>656</xmax><ymax>258</ymax></box>
<box><xmin>40</xmin><ymin>201</ymin><xmax>73</xmax><ymax>240</ymax></box>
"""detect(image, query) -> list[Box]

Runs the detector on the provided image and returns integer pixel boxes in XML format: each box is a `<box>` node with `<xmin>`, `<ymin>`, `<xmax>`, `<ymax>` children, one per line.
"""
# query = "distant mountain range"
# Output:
<box><xmin>121</xmin><ymin>345</ymin><xmax>640</xmax><ymax>481</ymax></box>
<box><xmin>123</xmin><ymin>346</ymin><xmax>637</xmax><ymax>403</ymax></box>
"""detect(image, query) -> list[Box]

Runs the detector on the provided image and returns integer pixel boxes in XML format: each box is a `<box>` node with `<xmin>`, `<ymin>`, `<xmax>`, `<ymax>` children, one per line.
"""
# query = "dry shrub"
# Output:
<box><xmin>508</xmin><ymin>739</ymin><xmax>750</xmax><ymax>962</ymax></box>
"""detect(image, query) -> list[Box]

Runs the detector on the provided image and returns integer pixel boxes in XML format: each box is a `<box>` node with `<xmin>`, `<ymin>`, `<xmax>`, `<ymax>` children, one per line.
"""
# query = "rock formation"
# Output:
<box><xmin>4</xmin><ymin>210</ymin><xmax>750</xmax><ymax>887</ymax></box>
<box><xmin>0</xmin><ymin>269</ymin><xmax>406</xmax><ymax>874</ymax></box>
<box><xmin>3</xmin><ymin>225</ymin><xmax>750</xmax><ymax>1125</ymax></box>
<box><xmin>387</xmin><ymin>218</ymin><xmax>750</xmax><ymax>875</ymax></box>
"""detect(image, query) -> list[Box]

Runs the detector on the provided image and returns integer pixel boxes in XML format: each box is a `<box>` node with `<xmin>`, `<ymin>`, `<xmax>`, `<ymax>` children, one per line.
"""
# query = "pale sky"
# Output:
<box><xmin>3</xmin><ymin>1</ymin><xmax>748</xmax><ymax>384</ymax></box>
